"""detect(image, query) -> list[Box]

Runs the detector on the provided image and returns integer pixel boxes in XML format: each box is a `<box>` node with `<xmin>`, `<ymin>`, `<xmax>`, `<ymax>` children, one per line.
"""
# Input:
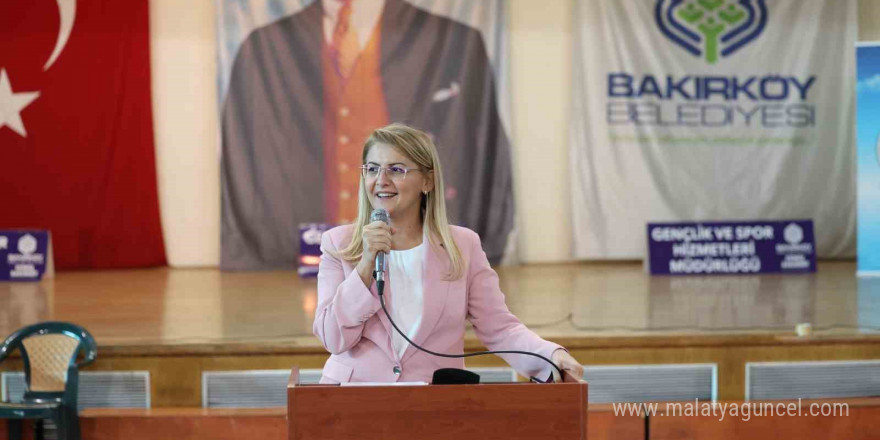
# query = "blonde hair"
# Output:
<box><xmin>339</xmin><ymin>123</ymin><xmax>464</xmax><ymax>280</ymax></box>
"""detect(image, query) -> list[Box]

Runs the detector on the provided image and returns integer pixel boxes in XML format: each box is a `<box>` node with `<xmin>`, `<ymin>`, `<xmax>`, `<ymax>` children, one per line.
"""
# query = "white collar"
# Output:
<box><xmin>321</xmin><ymin>0</ymin><xmax>386</xmax><ymax>50</ymax></box>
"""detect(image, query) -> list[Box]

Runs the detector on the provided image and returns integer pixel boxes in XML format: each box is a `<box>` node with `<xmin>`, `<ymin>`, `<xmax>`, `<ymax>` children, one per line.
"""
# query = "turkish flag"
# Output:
<box><xmin>0</xmin><ymin>0</ymin><xmax>166</xmax><ymax>269</ymax></box>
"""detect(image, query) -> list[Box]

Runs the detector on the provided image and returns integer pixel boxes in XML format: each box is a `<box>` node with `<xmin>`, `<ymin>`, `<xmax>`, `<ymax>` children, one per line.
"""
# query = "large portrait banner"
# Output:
<box><xmin>217</xmin><ymin>0</ymin><xmax>514</xmax><ymax>269</ymax></box>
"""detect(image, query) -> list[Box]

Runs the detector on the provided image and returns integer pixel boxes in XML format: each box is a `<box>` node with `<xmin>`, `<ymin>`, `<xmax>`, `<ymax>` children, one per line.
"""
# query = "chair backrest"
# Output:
<box><xmin>0</xmin><ymin>322</ymin><xmax>97</xmax><ymax>397</ymax></box>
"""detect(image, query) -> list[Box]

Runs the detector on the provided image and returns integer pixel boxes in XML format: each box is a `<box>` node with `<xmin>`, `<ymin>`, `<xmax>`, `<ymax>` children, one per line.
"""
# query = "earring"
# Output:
<box><xmin>423</xmin><ymin>190</ymin><xmax>428</xmax><ymax>196</ymax></box>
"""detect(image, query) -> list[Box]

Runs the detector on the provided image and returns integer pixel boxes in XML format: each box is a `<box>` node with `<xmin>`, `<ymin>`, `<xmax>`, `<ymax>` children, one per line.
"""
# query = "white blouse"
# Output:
<box><xmin>387</xmin><ymin>239</ymin><xmax>426</xmax><ymax>360</ymax></box>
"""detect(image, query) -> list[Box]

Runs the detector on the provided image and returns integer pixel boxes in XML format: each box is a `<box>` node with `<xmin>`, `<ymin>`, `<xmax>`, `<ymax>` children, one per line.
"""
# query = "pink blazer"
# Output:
<box><xmin>313</xmin><ymin>224</ymin><xmax>562</xmax><ymax>384</ymax></box>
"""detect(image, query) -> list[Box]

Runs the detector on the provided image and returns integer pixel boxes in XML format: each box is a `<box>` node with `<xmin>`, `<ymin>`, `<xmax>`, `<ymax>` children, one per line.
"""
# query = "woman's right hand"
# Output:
<box><xmin>355</xmin><ymin>221</ymin><xmax>393</xmax><ymax>286</ymax></box>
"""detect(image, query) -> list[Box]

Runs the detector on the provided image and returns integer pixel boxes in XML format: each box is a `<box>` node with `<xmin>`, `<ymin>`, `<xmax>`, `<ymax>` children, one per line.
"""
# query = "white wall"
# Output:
<box><xmin>509</xmin><ymin>0</ymin><xmax>573</xmax><ymax>262</ymax></box>
<box><xmin>860</xmin><ymin>0</ymin><xmax>880</xmax><ymax>41</ymax></box>
<box><xmin>150</xmin><ymin>0</ymin><xmax>220</xmax><ymax>267</ymax></box>
<box><xmin>150</xmin><ymin>0</ymin><xmax>878</xmax><ymax>267</ymax></box>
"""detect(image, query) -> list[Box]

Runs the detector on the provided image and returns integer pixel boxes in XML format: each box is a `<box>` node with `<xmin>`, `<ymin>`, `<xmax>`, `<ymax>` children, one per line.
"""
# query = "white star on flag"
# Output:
<box><xmin>0</xmin><ymin>69</ymin><xmax>40</xmax><ymax>138</ymax></box>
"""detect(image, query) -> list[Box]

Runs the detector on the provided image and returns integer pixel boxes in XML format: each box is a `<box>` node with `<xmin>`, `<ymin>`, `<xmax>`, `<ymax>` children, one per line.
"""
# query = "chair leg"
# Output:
<box><xmin>35</xmin><ymin>418</ymin><xmax>44</xmax><ymax>440</ymax></box>
<box><xmin>67</xmin><ymin>409</ymin><xmax>81</xmax><ymax>440</ymax></box>
<box><xmin>7</xmin><ymin>419</ymin><xmax>23</xmax><ymax>440</ymax></box>
<box><xmin>53</xmin><ymin>412</ymin><xmax>67</xmax><ymax>440</ymax></box>
<box><xmin>53</xmin><ymin>407</ymin><xmax>81</xmax><ymax>440</ymax></box>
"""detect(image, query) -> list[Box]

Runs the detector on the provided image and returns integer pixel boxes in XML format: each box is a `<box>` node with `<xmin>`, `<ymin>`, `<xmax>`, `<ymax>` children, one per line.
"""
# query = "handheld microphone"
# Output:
<box><xmin>366</xmin><ymin>207</ymin><xmax>565</xmax><ymax>383</ymax></box>
<box><xmin>370</xmin><ymin>208</ymin><xmax>389</xmax><ymax>283</ymax></box>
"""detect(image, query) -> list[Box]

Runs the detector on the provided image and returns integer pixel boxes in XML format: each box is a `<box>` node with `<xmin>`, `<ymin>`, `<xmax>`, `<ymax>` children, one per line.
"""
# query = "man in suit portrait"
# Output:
<box><xmin>221</xmin><ymin>0</ymin><xmax>514</xmax><ymax>270</ymax></box>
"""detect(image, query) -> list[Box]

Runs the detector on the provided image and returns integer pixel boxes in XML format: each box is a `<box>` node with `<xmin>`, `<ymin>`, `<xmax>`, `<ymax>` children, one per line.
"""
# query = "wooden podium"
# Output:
<box><xmin>287</xmin><ymin>368</ymin><xmax>587</xmax><ymax>440</ymax></box>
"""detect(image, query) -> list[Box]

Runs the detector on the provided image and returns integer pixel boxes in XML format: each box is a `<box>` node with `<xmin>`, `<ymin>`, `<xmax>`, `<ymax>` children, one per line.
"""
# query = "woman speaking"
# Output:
<box><xmin>314</xmin><ymin>123</ymin><xmax>583</xmax><ymax>384</ymax></box>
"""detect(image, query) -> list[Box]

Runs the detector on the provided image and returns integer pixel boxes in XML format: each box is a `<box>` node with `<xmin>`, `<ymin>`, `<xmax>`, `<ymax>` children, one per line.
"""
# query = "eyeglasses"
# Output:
<box><xmin>360</xmin><ymin>164</ymin><xmax>425</xmax><ymax>181</ymax></box>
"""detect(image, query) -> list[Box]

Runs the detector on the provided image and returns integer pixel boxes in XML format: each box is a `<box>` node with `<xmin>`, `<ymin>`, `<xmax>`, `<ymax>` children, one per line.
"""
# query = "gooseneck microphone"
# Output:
<box><xmin>367</xmin><ymin>209</ymin><xmax>564</xmax><ymax>382</ymax></box>
<box><xmin>377</xmin><ymin>294</ymin><xmax>563</xmax><ymax>383</ymax></box>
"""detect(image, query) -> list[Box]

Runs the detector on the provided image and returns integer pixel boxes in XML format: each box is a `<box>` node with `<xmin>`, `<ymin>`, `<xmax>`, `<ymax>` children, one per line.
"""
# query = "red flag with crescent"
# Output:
<box><xmin>0</xmin><ymin>0</ymin><xmax>166</xmax><ymax>269</ymax></box>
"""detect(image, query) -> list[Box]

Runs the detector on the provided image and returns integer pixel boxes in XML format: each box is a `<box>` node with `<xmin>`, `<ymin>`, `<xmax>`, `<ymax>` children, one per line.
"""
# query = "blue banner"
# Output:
<box><xmin>857</xmin><ymin>43</ymin><xmax>880</xmax><ymax>276</ymax></box>
<box><xmin>298</xmin><ymin>223</ymin><xmax>333</xmax><ymax>277</ymax></box>
<box><xmin>647</xmin><ymin>220</ymin><xmax>816</xmax><ymax>275</ymax></box>
<box><xmin>0</xmin><ymin>230</ymin><xmax>50</xmax><ymax>281</ymax></box>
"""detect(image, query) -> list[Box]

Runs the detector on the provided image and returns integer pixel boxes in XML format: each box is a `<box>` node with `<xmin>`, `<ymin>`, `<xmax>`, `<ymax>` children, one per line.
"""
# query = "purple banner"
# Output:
<box><xmin>647</xmin><ymin>220</ymin><xmax>816</xmax><ymax>275</ymax></box>
<box><xmin>298</xmin><ymin>223</ymin><xmax>333</xmax><ymax>277</ymax></box>
<box><xmin>0</xmin><ymin>230</ymin><xmax>50</xmax><ymax>281</ymax></box>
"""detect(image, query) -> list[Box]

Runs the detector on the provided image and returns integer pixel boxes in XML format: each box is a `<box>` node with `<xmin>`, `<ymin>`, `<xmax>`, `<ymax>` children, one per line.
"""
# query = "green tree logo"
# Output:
<box><xmin>656</xmin><ymin>0</ymin><xmax>768</xmax><ymax>64</ymax></box>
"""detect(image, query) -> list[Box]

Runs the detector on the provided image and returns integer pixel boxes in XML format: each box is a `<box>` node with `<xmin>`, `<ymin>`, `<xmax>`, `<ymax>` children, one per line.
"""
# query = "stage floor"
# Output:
<box><xmin>1</xmin><ymin>260</ymin><xmax>878</xmax><ymax>350</ymax></box>
<box><xmin>2</xmin><ymin>260</ymin><xmax>879</xmax><ymax>404</ymax></box>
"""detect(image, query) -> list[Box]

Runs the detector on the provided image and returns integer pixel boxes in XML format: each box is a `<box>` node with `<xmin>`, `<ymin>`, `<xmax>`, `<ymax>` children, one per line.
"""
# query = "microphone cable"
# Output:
<box><xmin>375</xmin><ymin>278</ymin><xmax>564</xmax><ymax>382</ymax></box>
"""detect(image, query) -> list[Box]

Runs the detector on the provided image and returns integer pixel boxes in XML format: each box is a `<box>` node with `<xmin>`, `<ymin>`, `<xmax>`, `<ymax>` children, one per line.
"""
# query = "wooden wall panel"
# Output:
<box><xmin>3</xmin><ymin>339</ymin><xmax>878</xmax><ymax>406</ymax></box>
<box><xmin>650</xmin><ymin>399</ymin><xmax>880</xmax><ymax>440</ymax></box>
<box><xmin>2</xmin><ymin>401</ymin><xmax>873</xmax><ymax>440</ymax></box>
<box><xmin>0</xmin><ymin>407</ymin><xmax>644</xmax><ymax>440</ymax></box>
